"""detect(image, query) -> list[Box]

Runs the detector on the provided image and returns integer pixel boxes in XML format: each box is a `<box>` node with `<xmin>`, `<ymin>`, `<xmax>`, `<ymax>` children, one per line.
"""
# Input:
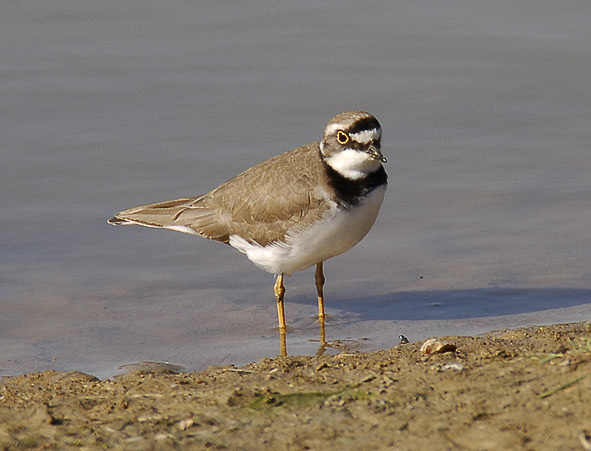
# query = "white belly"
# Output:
<box><xmin>229</xmin><ymin>185</ymin><xmax>386</xmax><ymax>275</ymax></box>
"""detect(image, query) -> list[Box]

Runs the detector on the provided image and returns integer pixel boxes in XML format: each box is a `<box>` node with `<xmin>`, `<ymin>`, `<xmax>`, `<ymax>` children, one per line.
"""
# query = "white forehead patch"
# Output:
<box><xmin>324</xmin><ymin>122</ymin><xmax>343</xmax><ymax>136</ymax></box>
<box><xmin>349</xmin><ymin>128</ymin><xmax>381</xmax><ymax>144</ymax></box>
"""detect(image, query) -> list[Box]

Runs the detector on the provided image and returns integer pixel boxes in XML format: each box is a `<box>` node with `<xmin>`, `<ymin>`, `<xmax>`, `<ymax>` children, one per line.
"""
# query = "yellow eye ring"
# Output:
<box><xmin>336</xmin><ymin>130</ymin><xmax>349</xmax><ymax>144</ymax></box>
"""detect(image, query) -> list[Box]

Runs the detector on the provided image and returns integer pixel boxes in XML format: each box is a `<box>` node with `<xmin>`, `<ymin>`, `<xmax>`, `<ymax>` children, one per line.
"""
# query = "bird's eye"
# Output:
<box><xmin>336</xmin><ymin>130</ymin><xmax>349</xmax><ymax>144</ymax></box>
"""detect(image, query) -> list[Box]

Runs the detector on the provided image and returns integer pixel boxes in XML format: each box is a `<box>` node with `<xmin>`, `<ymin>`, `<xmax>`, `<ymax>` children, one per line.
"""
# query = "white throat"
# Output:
<box><xmin>324</xmin><ymin>148</ymin><xmax>382</xmax><ymax>180</ymax></box>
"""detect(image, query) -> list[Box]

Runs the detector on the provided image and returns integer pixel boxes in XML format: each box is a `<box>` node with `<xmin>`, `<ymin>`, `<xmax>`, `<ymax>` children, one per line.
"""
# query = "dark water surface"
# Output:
<box><xmin>1</xmin><ymin>1</ymin><xmax>590</xmax><ymax>378</ymax></box>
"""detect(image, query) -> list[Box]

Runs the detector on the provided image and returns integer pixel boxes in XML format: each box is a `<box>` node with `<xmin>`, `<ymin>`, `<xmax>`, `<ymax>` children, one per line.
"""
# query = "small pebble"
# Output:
<box><xmin>420</xmin><ymin>339</ymin><xmax>457</xmax><ymax>354</ymax></box>
<box><xmin>178</xmin><ymin>418</ymin><xmax>194</xmax><ymax>431</ymax></box>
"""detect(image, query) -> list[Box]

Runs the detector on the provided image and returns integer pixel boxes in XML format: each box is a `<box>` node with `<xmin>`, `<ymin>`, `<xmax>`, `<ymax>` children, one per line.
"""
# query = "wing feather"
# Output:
<box><xmin>109</xmin><ymin>143</ymin><xmax>334</xmax><ymax>246</ymax></box>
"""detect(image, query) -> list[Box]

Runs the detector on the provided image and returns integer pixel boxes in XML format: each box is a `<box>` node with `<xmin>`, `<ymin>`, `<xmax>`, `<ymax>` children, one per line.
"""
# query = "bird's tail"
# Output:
<box><xmin>107</xmin><ymin>197</ymin><xmax>201</xmax><ymax>229</ymax></box>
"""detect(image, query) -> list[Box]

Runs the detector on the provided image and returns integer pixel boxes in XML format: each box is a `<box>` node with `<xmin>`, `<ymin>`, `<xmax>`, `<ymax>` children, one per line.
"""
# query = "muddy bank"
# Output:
<box><xmin>1</xmin><ymin>322</ymin><xmax>590</xmax><ymax>450</ymax></box>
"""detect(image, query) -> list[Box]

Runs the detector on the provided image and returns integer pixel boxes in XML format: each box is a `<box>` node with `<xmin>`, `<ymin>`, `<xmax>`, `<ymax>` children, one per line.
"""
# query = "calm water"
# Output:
<box><xmin>1</xmin><ymin>1</ymin><xmax>590</xmax><ymax>378</ymax></box>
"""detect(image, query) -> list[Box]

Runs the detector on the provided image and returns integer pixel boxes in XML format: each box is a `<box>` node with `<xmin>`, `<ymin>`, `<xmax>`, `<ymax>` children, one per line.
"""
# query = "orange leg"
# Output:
<box><xmin>279</xmin><ymin>328</ymin><xmax>287</xmax><ymax>358</ymax></box>
<box><xmin>315</xmin><ymin>262</ymin><xmax>328</xmax><ymax>345</ymax></box>
<box><xmin>274</xmin><ymin>274</ymin><xmax>287</xmax><ymax>356</ymax></box>
<box><xmin>315</xmin><ymin>262</ymin><xmax>326</xmax><ymax>320</ymax></box>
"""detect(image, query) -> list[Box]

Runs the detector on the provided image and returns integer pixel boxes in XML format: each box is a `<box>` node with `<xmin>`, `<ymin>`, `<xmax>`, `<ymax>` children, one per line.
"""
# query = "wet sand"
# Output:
<box><xmin>1</xmin><ymin>321</ymin><xmax>590</xmax><ymax>450</ymax></box>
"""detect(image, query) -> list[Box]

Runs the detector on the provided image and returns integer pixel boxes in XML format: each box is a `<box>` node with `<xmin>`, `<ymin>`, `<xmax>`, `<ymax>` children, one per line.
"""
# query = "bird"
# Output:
<box><xmin>108</xmin><ymin>111</ymin><xmax>387</xmax><ymax>356</ymax></box>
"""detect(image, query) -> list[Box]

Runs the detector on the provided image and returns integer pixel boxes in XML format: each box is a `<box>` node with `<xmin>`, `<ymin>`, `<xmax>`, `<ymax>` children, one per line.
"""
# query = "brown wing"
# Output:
<box><xmin>109</xmin><ymin>143</ymin><xmax>334</xmax><ymax>246</ymax></box>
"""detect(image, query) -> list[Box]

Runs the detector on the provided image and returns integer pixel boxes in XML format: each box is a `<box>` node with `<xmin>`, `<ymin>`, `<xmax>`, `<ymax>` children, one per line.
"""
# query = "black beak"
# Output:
<box><xmin>367</xmin><ymin>144</ymin><xmax>387</xmax><ymax>163</ymax></box>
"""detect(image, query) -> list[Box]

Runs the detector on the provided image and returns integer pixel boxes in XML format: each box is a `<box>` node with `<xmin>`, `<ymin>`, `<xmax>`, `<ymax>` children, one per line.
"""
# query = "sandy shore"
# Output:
<box><xmin>1</xmin><ymin>321</ymin><xmax>590</xmax><ymax>450</ymax></box>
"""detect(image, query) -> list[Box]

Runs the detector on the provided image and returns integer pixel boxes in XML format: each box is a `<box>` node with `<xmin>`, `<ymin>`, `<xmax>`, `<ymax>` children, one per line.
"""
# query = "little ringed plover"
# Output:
<box><xmin>108</xmin><ymin>110</ymin><xmax>387</xmax><ymax>355</ymax></box>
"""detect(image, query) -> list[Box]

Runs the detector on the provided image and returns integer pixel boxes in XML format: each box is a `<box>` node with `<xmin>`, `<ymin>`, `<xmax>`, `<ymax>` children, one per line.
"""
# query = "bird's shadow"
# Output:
<box><xmin>296</xmin><ymin>287</ymin><xmax>591</xmax><ymax>322</ymax></box>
